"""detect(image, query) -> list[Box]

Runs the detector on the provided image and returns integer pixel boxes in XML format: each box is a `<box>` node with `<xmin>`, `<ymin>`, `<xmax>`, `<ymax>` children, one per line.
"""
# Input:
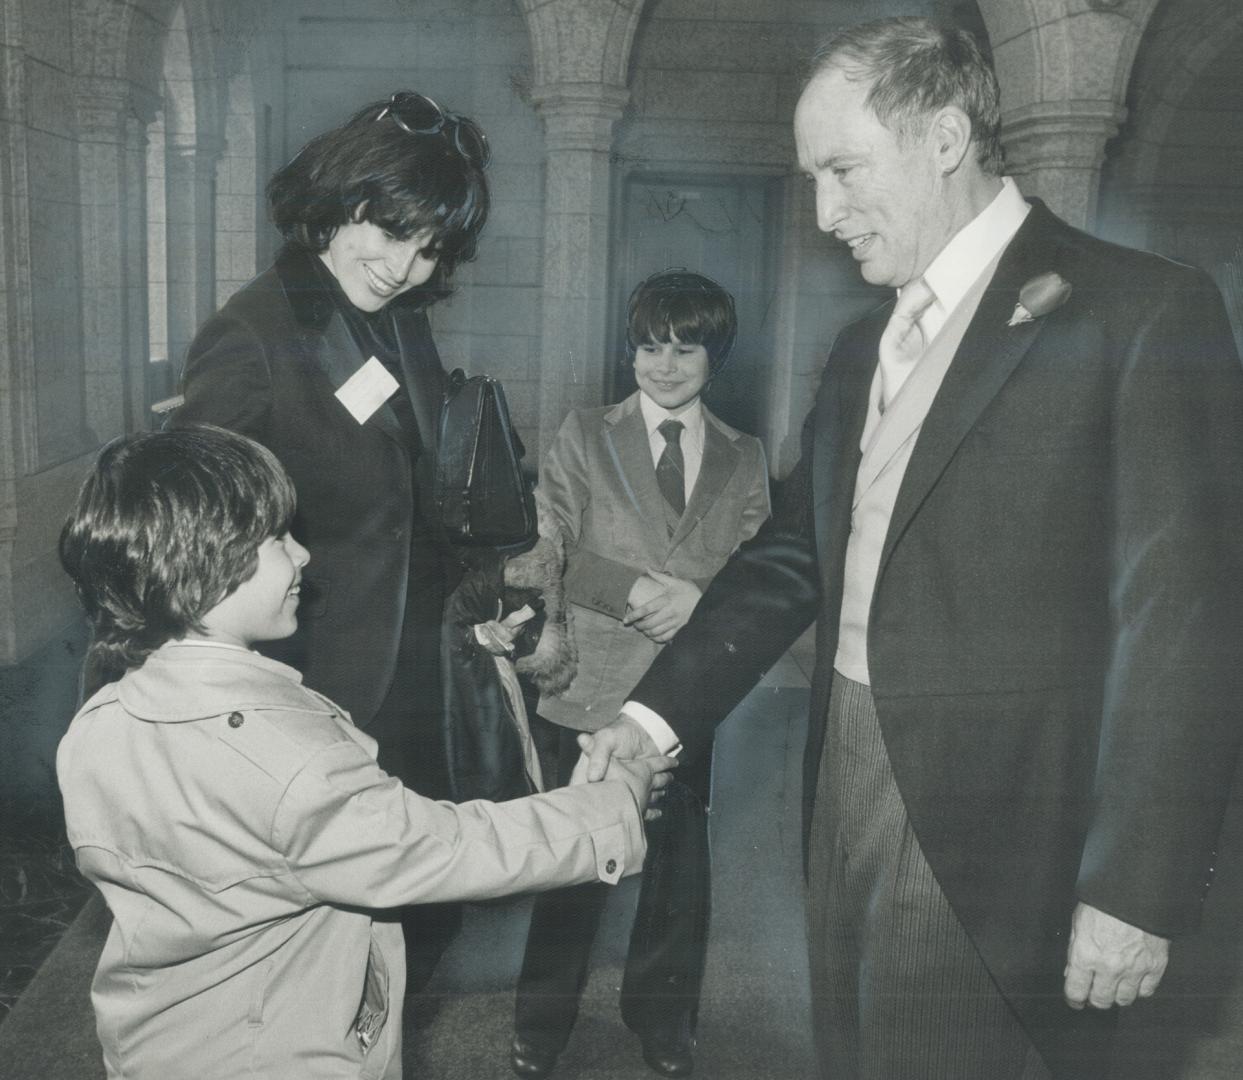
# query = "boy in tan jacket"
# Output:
<box><xmin>57</xmin><ymin>423</ymin><xmax>671</xmax><ymax>1080</ymax></box>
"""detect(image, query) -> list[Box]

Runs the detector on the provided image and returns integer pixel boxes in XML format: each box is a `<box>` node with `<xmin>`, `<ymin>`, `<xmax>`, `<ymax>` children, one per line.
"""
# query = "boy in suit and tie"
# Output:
<box><xmin>509</xmin><ymin>270</ymin><xmax>770</xmax><ymax>1079</ymax></box>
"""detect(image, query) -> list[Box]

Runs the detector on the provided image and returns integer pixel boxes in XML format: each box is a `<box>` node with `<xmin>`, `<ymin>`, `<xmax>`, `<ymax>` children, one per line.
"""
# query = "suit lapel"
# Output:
<box><xmin>305</xmin><ymin>311</ymin><xmax>406</xmax><ymax>444</ymax></box>
<box><xmin>881</xmin><ymin>203</ymin><xmax>1062</xmax><ymax>569</ymax></box>
<box><xmin>391</xmin><ymin>308</ymin><xmax>442</xmax><ymax>457</ymax></box>
<box><xmin>276</xmin><ymin>245</ymin><xmax>405</xmax><ymax>444</ymax></box>
<box><xmin>603</xmin><ymin>396</ymin><xmax>668</xmax><ymax>527</ymax></box>
<box><xmin>669</xmin><ymin>414</ymin><xmax>740</xmax><ymax>549</ymax></box>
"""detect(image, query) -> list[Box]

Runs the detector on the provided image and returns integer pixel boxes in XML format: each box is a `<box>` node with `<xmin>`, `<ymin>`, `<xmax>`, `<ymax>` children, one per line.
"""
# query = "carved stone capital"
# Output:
<box><xmin>165</xmin><ymin>132</ymin><xmax>227</xmax><ymax>176</ymax></box>
<box><xmin>1002</xmin><ymin>101</ymin><xmax>1127</xmax><ymax>174</ymax></box>
<box><xmin>530</xmin><ymin>82</ymin><xmax>630</xmax><ymax>153</ymax></box>
<box><xmin>75</xmin><ymin>79</ymin><xmax>158</xmax><ymax>144</ymax></box>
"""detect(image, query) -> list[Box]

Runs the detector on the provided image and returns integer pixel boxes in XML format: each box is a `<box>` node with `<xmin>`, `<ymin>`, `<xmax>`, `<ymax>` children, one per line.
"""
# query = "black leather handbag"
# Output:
<box><xmin>441</xmin><ymin>556</ymin><xmax>542</xmax><ymax>803</ymax></box>
<box><xmin>435</xmin><ymin>369</ymin><xmax>537</xmax><ymax>554</ymax></box>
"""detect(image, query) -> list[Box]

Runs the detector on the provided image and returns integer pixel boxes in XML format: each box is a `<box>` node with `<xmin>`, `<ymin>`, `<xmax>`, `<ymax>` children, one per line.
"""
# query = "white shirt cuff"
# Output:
<box><xmin>620</xmin><ymin>701</ymin><xmax>681</xmax><ymax>756</ymax></box>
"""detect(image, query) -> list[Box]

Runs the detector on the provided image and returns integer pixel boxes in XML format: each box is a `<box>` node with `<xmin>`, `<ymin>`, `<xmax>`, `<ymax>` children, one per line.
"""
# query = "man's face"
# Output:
<box><xmin>795</xmin><ymin>67</ymin><xmax>952</xmax><ymax>289</ymax></box>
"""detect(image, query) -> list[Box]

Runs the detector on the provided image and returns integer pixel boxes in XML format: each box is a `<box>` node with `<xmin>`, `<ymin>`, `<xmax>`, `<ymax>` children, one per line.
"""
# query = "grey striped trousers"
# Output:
<box><xmin>807</xmin><ymin>674</ymin><xmax>1051</xmax><ymax>1080</ymax></box>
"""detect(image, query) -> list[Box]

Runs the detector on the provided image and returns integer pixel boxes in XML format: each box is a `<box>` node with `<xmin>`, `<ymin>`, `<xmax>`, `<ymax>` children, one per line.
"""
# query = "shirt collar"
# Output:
<box><xmin>916</xmin><ymin>177</ymin><xmax>1030</xmax><ymax>333</ymax></box>
<box><xmin>638</xmin><ymin>391</ymin><xmax>704</xmax><ymax>443</ymax></box>
<box><xmin>173</xmin><ymin>638</ymin><xmax>255</xmax><ymax>653</ymax></box>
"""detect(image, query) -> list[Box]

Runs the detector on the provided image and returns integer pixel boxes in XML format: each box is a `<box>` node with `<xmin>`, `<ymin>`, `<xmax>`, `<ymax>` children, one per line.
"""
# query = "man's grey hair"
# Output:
<box><xmin>807</xmin><ymin>16</ymin><xmax>1005</xmax><ymax>176</ymax></box>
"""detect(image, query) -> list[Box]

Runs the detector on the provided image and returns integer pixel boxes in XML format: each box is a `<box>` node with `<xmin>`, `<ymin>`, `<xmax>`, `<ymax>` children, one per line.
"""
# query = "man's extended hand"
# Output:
<box><xmin>623</xmin><ymin>570</ymin><xmax>702</xmax><ymax>643</ymax></box>
<box><xmin>569</xmin><ymin>715</ymin><xmax>660</xmax><ymax>788</ymax></box>
<box><xmin>1063</xmin><ymin>901</ymin><xmax>1169</xmax><ymax>1009</ymax></box>
<box><xmin>585</xmin><ymin>751</ymin><xmax>677</xmax><ymax>821</ymax></box>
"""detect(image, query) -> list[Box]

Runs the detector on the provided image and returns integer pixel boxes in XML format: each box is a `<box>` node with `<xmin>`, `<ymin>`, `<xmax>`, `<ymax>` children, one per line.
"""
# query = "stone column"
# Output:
<box><xmin>766</xmin><ymin>173</ymin><xmax>815</xmax><ymax>476</ymax></box>
<box><xmin>164</xmin><ymin>133</ymin><xmax>223</xmax><ymax>381</ymax></box>
<box><xmin>1001</xmin><ymin>101</ymin><xmax>1126</xmax><ymax>230</ymax></box>
<box><xmin>123</xmin><ymin>110</ymin><xmax>155</xmax><ymax>423</ymax></box>
<box><xmin>530</xmin><ymin>82</ymin><xmax>629</xmax><ymax>457</ymax></box>
<box><xmin>75</xmin><ymin>80</ymin><xmax>156</xmax><ymax>441</ymax></box>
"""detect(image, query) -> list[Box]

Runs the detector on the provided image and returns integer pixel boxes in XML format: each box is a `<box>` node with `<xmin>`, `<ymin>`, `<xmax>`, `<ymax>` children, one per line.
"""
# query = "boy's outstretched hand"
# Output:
<box><xmin>570</xmin><ymin>738</ymin><xmax>676</xmax><ymax>822</ymax></box>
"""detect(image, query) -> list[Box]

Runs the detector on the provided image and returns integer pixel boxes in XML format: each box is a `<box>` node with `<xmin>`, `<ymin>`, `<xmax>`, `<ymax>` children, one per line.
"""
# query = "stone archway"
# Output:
<box><xmin>975</xmin><ymin>0</ymin><xmax>1162</xmax><ymax>227</ymax></box>
<box><xmin>73</xmin><ymin>0</ymin><xmax>237</xmax><ymax>423</ymax></box>
<box><xmin>0</xmin><ymin>0</ymin><xmax>240</xmax><ymax>665</ymax></box>
<box><xmin>1097</xmin><ymin>0</ymin><xmax>1243</xmax><ymax>349</ymax></box>
<box><xmin>1098</xmin><ymin>0</ymin><xmax>1243</xmax><ymax>251</ymax></box>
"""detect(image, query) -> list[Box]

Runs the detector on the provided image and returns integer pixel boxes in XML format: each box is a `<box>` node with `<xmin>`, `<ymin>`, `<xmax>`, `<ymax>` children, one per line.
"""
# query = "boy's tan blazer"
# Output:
<box><xmin>538</xmin><ymin>391</ymin><xmax>769</xmax><ymax>733</ymax></box>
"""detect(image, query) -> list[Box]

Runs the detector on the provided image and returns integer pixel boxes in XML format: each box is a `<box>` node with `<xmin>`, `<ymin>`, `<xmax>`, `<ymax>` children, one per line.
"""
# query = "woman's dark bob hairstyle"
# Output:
<box><xmin>267</xmin><ymin>94</ymin><xmax>490</xmax><ymax>306</ymax></box>
<box><xmin>59</xmin><ymin>424</ymin><xmax>297</xmax><ymax>686</ymax></box>
<box><xmin>626</xmin><ymin>268</ymin><xmax>739</xmax><ymax>376</ymax></box>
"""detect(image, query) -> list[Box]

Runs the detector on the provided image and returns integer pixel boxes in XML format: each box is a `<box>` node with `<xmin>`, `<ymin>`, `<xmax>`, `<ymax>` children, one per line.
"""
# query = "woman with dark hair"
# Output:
<box><xmin>173</xmin><ymin>91</ymin><xmax>491</xmax><ymax>986</ymax></box>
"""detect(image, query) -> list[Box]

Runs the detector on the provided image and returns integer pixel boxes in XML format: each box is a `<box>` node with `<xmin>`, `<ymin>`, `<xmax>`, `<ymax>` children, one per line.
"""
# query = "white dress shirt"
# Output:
<box><xmin>639</xmin><ymin>391</ymin><xmax>706</xmax><ymax>505</ymax></box>
<box><xmin>914</xmin><ymin>176</ymin><xmax>1030</xmax><ymax>345</ymax></box>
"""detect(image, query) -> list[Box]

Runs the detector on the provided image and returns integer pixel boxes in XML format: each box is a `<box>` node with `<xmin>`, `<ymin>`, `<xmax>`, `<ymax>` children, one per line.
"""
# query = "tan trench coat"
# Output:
<box><xmin>57</xmin><ymin>643</ymin><xmax>645</xmax><ymax>1079</ymax></box>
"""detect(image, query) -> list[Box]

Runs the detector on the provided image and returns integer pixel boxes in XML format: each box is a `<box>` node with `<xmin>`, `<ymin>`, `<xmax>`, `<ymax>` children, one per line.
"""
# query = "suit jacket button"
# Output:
<box><xmin>605</xmin><ymin>858</ymin><xmax>617</xmax><ymax>875</ymax></box>
<box><xmin>228</xmin><ymin>711</ymin><xmax>244</xmax><ymax>728</ymax></box>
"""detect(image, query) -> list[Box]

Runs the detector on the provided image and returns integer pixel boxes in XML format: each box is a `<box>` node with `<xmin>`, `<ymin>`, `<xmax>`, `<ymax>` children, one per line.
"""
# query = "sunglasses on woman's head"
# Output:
<box><xmin>376</xmin><ymin>91</ymin><xmax>491</xmax><ymax>170</ymax></box>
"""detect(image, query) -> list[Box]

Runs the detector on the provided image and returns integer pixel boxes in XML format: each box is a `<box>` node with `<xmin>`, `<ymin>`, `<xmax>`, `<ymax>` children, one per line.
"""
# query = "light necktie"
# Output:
<box><xmin>656</xmin><ymin>419</ymin><xmax>686</xmax><ymax>517</ymax></box>
<box><xmin>878</xmin><ymin>277</ymin><xmax>936</xmax><ymax>410</ymax></box>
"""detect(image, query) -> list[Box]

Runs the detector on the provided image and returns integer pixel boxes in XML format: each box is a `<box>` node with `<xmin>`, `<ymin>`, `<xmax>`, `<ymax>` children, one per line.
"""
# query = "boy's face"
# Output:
<box><xmin>633</xmin><ymin>334</ymin><xmax>710</xmax><ymax>414</ymax></box>
<box><xmin>197</xmin><ymin>534</ymin><xmax>309</xmax><ymax>648</ymax></box>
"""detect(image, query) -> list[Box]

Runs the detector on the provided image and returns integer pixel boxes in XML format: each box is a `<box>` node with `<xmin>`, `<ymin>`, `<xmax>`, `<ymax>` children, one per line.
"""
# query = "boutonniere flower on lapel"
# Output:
<box><xmin>1007</xmin><ymin>271</ymin><xmax>1072</xmax><ymax>327</ymax></box>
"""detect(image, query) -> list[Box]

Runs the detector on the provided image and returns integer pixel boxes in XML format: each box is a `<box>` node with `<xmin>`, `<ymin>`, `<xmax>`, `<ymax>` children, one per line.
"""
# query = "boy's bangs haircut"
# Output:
<box><xmin>626</xmin><ymin>269</ymin><xmax>738</xmax><ymax>374</ymax></box>
<box><xmin>60</xmin><ymin>425</ymin><xmax>297</xmax><ymax>678</ymax></box>
<box><xmin>267</xmin><ymin>97</ymin><xmax>490</xmax><ymax>306</ymax></box>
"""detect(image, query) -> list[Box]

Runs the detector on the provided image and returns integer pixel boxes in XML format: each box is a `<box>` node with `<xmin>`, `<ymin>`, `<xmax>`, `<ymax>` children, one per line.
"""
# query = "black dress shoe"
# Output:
<box><xmin>640</xmin><ymin>1030</ymin><xmax>695</xmax><ymax>1077</ymax></box>
<box><xmin>510</xmin><ymin>1035</ymin><xmax>558</xmax><ymax>1079</ymax></box>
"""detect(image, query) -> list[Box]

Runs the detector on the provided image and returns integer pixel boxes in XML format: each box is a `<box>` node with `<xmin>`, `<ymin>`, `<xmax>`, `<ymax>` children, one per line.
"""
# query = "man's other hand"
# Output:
<box><xmin>1063</xmin><ymin>901</ymin><xmax>1170</xmax><ymax>1009</ymax></box>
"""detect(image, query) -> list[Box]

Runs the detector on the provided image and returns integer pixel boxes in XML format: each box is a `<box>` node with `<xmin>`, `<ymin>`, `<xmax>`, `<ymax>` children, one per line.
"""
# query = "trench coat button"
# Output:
<box><xmin>227</xmin><ymin>711</ymin><xmax>244</xmax><ymax>728</ymax></box>
<box><xmin>605</xmin><ymin>858</ymin><xmax>617</xmax><ymax>875</ymax></box>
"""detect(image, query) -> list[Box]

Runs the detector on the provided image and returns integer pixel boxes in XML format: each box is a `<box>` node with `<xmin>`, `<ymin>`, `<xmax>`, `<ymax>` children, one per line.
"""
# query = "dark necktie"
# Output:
<box><xmin>656</xmin><ymin>419</ymin><xmax>686</xmax><ymax>517</ymax></box>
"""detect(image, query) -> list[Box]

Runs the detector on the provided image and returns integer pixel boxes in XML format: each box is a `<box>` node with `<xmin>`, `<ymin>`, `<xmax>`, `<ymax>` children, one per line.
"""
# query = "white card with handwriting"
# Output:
<box><xmin>334</xmin><ymin>357</ymin><xmax>399</xmax><ymax>425</ymax></box>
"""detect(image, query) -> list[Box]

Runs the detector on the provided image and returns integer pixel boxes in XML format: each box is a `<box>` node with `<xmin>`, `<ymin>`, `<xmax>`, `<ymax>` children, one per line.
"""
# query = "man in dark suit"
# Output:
<box><xmin>577</xmin><ymin>17</ymin><xmax>1243</xmax><ymax>1080</ymax></box>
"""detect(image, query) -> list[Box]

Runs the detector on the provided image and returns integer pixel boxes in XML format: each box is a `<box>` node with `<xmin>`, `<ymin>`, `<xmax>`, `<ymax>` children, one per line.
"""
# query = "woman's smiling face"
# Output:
<box><xmin>320</xmin><ymin>219</ymin><xmax>438</xmax><ymax>312</ymax></box>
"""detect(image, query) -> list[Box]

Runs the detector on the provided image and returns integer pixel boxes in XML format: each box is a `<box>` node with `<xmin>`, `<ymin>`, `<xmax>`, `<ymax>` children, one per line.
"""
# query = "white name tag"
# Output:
<box><xmin>334</xmin><ymin>357</ymin><xmax>399</xmax><ymax>425</ymax></box>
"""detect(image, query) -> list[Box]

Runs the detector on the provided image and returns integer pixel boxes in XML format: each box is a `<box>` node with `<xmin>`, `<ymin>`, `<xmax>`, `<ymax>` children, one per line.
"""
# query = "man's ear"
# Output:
<box><xmin>928</xmin><ymin>106</ymin><xmax>973</xmax><ymax>175</ymax></box>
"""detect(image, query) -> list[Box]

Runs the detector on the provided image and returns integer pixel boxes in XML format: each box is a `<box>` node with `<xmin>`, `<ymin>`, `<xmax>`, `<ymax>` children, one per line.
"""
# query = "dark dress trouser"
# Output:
<box><xmin>515</xmin><ymin>719</ymin><xmax>711</xmax><ymax>1052</ymax></box>
<box><xmin>807</xmin><ymin>674</ymin><xmax>1051</xmax><ymax>1080</ymax></box>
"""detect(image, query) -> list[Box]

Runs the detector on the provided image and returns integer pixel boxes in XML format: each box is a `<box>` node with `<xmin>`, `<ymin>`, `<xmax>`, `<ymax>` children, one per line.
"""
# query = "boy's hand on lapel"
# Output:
<box><xmin>623</xmin><ymin>570</ymin><xmax>702</xmax><ymax>643</ymax></box>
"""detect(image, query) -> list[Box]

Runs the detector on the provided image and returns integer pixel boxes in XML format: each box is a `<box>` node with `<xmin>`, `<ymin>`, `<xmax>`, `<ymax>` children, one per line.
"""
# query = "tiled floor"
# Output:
<box><xmin>0</xmin><ymin>810</ymin><xmax>92</xmax><ymax>1025</ymax></box>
